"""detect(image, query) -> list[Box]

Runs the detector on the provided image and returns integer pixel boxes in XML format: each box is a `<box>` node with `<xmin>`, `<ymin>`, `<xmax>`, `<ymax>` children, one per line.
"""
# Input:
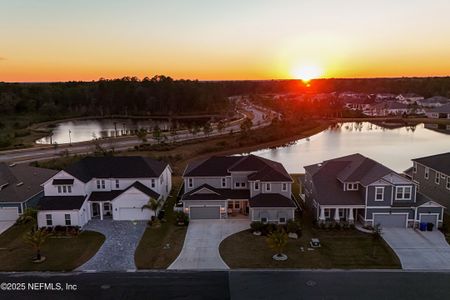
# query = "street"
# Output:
<box><xmin>0</xmin><ymin>270</ymin><xmax>449</xmax><ymax>300</ymax></box>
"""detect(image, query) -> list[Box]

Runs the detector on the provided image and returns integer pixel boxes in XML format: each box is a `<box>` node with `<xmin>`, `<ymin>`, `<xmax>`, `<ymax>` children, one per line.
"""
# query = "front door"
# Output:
<box><xmin>103</xmin><ymin>203</ymin><xmax>112</xmax><ymax>217</ymax></box>
<box><xmin>92</xmin><ymin>203</ymin><xmax>100</xmax><ymax>217</ymax></box>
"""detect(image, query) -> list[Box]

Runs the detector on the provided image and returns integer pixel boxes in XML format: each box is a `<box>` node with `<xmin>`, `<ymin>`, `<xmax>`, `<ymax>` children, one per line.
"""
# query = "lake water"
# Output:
<box><xmin>35</xmin><ymin>118</ymin><xmax>207</xmax><ymax>144</ymax></box>
<box><xmin>249</xmin><ymin>122</ymin><xmax>450</xmax><ymax>173</ymax></box>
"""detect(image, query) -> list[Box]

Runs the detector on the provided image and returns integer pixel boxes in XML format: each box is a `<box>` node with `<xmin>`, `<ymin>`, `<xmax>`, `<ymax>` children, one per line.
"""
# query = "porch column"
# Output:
<box><xmin>348</xmin><ymin>208</ymin><xmax>354</xmax><ymax>223</ymax></box>
<box><xmin>319</xmin><ymin>207</ymin><xmax>325</xmax><ymax>222</ymax></box>
<box><xmin>100</xmin><ymin>203</ymin><xmax>104</xmax><ymax>220</ymax></box>
<box><xmin>334</xmin><ymin>208</ymin><xmax>340</xmax><ymax>222</ymax></box>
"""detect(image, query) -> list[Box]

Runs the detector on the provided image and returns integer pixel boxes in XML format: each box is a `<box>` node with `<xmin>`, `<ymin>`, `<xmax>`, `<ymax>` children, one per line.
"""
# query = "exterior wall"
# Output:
<box><xmin>250</xmin><ymin>207</ymin><xmax>295</xmax><ymax>223</ymax></box>
<box><xmin>44</xmin><ymin>171</ymin><xmax>86</xmax><ymax>196</ymax></box>
<box><xmin>37</xmin><ymin>205</ymin><xmax>89</xmax><ymax>228</ymax></box>
<box><xmin>366</xmin><ymin>184</ymin><xmax>392</xmax><ymax>206</ymax></box>
<box><xmin>413</xmin><ymin>163</ymin><xmax>450</xmax><ymax>208</ymax></box>
<box><xmin>24</xmin><ymin>191</ymin><xmax>45</xmax><ymax>209</ymax></box>
<box><xmin>111</xmin><ymin>187</ymin><xmax>154</xmax><ymax>220</ymax></box>
<box><xmin>230</xmin><ymin>172</ymin><xmax>252</xmax><ymax>189</ymax></box>
<box><xmin>259</xmin><ymin>182</ymin><xmax>291</xmax><ymax>198</ymax></box>
<box><xmin>183</xmin><ymin>177</ymin><xmax>229</xmax><ymax>192</ymax></box>
<box><xmin>416</xmin><ymin>206</ymin><xmax>444</xmax><ymax>222</ymax></box>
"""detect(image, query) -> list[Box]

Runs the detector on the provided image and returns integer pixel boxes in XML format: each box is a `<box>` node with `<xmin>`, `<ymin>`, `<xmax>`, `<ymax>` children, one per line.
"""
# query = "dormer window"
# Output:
<box><xmin>115</xmin><ymin>180</ymin><xmax>120</xmax><ymax>188</ymax></box>
<box><xmin>266</xmin><ymin>183</ymin><xmax>271</xmax><ymax>192</ymax></box>
<box><xmin>221</xmin><ymin>178</ymin><xmax>226</xmax><ymax>188</ymax></box>
<box><xmin>151</xmin><ymin>179</ymin><xmax>156</xmax><ymax>188</ymax></box>
<box><xmin>346</xmin><ymin>183</ymin><xmax>358</xmax><ymax>191</ymax></box>
<box><xmin>188</xmin><ymin>178</ymin><xmax>193</xmax><ymax>188</ymax></box>
<box><xmin>282</xmin><ymin>183</ymin><xmax>287</xmax><ymax>191</ymax></box>
<box><xmin>254</xmin><ymin>182</ymin><xmax>259</xmax><ymax>190</ymax></box>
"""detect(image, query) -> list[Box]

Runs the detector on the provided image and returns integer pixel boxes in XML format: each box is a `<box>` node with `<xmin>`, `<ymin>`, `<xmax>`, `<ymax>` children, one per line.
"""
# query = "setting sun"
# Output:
<box><xmin>292</xmin><ymin>64</ymin><xmax>323</xmax><ymax>82</ymax></box>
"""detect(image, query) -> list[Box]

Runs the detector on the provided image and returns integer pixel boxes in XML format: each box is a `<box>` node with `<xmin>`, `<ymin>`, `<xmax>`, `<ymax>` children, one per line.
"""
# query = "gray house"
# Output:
<box><xmin>181</xmin><ymin>155</ymin><xmax>296</xmax><ymax>223</ymax></box>
<box><xmin>426</xmin><ymin>103</ymin><xmax>450</xmax><ymax>119</ymax></box>
<box><xmin>411</xmin><ymin>152</ymin><xmax>450</xmax><ymax>209</ymax></box>
<box><xmin>0</xmin><ymin>162</ymin><xmax>57</xmax><ymax>222</ymax></box>
<box><xmin>304</xmin><ymin>154</ymin><xmax>444</xmax><ymax>228</ymax></box>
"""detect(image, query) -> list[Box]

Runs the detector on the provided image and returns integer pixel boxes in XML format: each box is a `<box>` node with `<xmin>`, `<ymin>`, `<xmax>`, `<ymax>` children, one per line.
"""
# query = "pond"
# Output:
<box><xmin>249</xmin><ymin>122</ymin><xmax>450</xmax><ymax>173</ymax></box>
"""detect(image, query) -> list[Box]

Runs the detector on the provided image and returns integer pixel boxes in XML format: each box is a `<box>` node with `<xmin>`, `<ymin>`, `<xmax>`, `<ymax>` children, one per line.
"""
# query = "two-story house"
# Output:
<box><xmin>36</xmin><ymin>156</ymin><xmax>172</xmax><ymax>228</ymax></box>
<box><xmin>304</xmin><ymin>153</ymin><xmax>444</xmax><ymax>229</ymax></box>
<box><xmin>411</xmin><ymin>152</ymin><xmax>450</xmax><ymax>209</ymax></box>
<box><xmin>181</xmin><ymin>155</ymin><xmax>296</xmax><ymax>223</ymax></box>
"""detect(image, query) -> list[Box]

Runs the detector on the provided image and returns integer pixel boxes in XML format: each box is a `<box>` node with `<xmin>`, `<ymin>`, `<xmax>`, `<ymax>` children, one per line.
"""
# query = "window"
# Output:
<box><xmin>97</xmin><ymin>180</ymin><xmax>101</xmax><ymax>189</ymax></box>
<box><xmin>375</xmin><ymin>187</ymin><xmax>384</xmax><ymax>201</ymax></box>
<box><xmin>425</xmin><ymin>167</ymin><xmax>429</xmax><ymax>179</ymax></box>
<box><xmin>67</xmin><ymin>186</ymin><xmax>72</xmax><ymax>193</ymax></box>
<box><xmin>221</xmin><ymin>178</ymin><xmax>226</xmax><ymax>188</ymax></box>
<box><xmin>261</xmin><ymin>217</ymin><xmax>268</xmax><ymax>223</ymax></box>
<box><xmin>101</xmin><ymin>180</ymin><xmax>105</xmax><ymax>189</ymax></box>
<box><xmin>266</xmin><ymin>183</ymin><xmax>271</xmax><ymax>192</ymax></box>
<box><xmin>338</xmin><ymin>209</ymin><xmax>344</xmax><ymax>218</ymax></box>
<box><xmin>279</xmin><ymin>217</ymin><xmax>286</xmax><ymax>224</ymax></box>
<box><xmin>115</xmin><ymin>180</ymin><xmax>120</xmax><ymax>188</ymax></box>
<box><xmin>254</xmin><ymin>182</ymin><xmax>259</xmax><ymax>190</ymax></box>
<box><xmin>151</xmin><ymin>179</ymin><xmax>156</xmax><ymax>188</ymax></box>
<box><xmin>46</xmin><ymin>214</ymin><xmax>52</xmax><ymax>226</ymax></box>
<box><xmin>241</xmin><ymin>182</ymin><xmax>246</xmax><ymax>188</ymax></box>
<box><xmin>234</xmin><ymin>202</ymin><xmax>240</xmax><ymax>209</ymax></box>
<box><xmin>64</xmin><ymin>214</ymin><xmax>71</xmax><ymax>226</ymax></box>
<box><xmin>62</xmin><ymin>186</ymin><xmax>67</xmax><ymax>193</ymax></box>
<box><xmin>188</xmin><ymin>178</ymin><xmax>193</xmax><ymax>188</ymax></box>
<box><xmin>228</xmin><ymin>202</ymin><xmax>233</xmax><ymax>209</ymax></box>
<box><xmin>396</xmin><ymin>186</ymin><xmax>412</xmax><ymax>200</ymax></box>
<box><xmin>347</xmin><ymin>183</ymin><xmax>358</xmax><ymax>191</ymax></box>
<box><xmin>282</xmin><ymin>183</ymin><xmax>287</xmax><ymax>191</ymax></box>
<box><xmin>324</xmin><ymin>209</ymin><xmax>330</xmax><ymax>218</ymax></box>
<box><xmin>235</xmin><ymin>182</ymin><xmax>239</xmax><ymax>188</ymax></box>
<box><xmin>160</xmin><ymin>175</ymin><xmax>163</xmax><ymax>184</ymax></box>
<box><xmin>57</xmin><ymin>186</ymin><xmax>62</xmax><ymax>193</ymax></box>
<box><xmin>413</xmin><ymin>162</ymin><xmax>417</xmax><ymax>173</ymax></box>
<box><xmin>447</xmin><ymin>177</ymin><xmax>450</xmax><ymax>190</ymax></box>
<box><xmin>435</xmin><ymin>172</ymin><xmax>440</xmax><ymax>184</ymax></box>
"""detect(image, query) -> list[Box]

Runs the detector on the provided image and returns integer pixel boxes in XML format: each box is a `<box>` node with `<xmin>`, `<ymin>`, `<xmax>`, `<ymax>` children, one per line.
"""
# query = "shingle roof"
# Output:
<box><xmin>249</xmin><ymin>193</ymin><xmax>296</xmax><ymax>208</ymax></box>
<box><xmin>88</xmin><ymin>181</ymin><xmax>160</xmax><ymax>202</ymax></box>
<box><xmin>420</xmin><ymin>96</ymin><xmax>450</xmax><ymax>104</ymax></box>
<box><xmin>64</xmin><ymin>156</ymin><xmax>168</xmax><ymax>182</ymax></box>
<box><xmin>413</xmin><ymin>152</ymin><xmax>450</xmax><ymax>176</ymax></box>
<box><xmin>426</xmin><ymin>103</ymin><xmax>450</xmax><ymax>113</ymax></box>
<box><xmin>182</xmin><ymin>184</ymin><xmax>249</xmax><ymax>201</ymax></box>
<box><xmin>183</xmin><ymin>155</ymin><xmax>291</xmax><ymax>182</ymax></box>
<box><xmin>0</xmin><ymin>163</ymin><xmax>58</xmax><ymax>203</ymax></box>
<box><xmin>38</xmin><ymin>196</ymin><xmax>86</xmax><ymax>210</ymax></box>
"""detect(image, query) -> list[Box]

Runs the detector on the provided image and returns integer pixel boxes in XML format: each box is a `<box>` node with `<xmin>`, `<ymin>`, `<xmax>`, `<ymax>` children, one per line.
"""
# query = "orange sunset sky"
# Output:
<box><xmin>1</xmin><ymin>0</ymin><xmax>450</xmax><ymax>82</ymax></box>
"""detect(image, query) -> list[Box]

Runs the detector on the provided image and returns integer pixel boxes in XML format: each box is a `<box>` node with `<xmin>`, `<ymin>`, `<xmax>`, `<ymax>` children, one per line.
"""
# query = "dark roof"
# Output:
<box><xmin>0</xmin><ymin>163</ymin><xmax>58</xmax><ymax>203</ymax></box>
<box><xmin>183</xmin><ymin>155</ymin><xmax>291</xmax><ymax>182</ymax></box>
<box><xmin>426</xmin><ymin>103</ymin><xmax>450</xmax><ymax>114</ymax></box>
<box><xmin>52</xmin><ymin>179</ymin><xmax>74</xmax><ymax>185</ymax></box>
<box><xmin>182</xmin><ymin>184</ymin><xmax>249</xmax><ymax>201</ymax></box>
<box><xmin>88</xmin><ymin>181</ymin><xmax>160</xmax><ymax>202</ymax></box>
<box><xmin>416</xmin><ymin>192</ymin><xmax>445</xmax><ymax>207</ymax></box>
<box><xmin>38</xmin><ymin>196</ymin><xmax>86</xmax><ymax>210</ymax></box>
<box><xmin>413</xmin><ymin>152</ymin><xmax>450</xmax><ymax>176</ymax></box>
<box><xmin>249</xmin><ymin>193</ymin><xmax>296</xmax><ymax>208</ymax></box>
<box><xmin>64</xmin><ymin>156</ymin><xmax>169</xmax><ymax>183</ymax></box>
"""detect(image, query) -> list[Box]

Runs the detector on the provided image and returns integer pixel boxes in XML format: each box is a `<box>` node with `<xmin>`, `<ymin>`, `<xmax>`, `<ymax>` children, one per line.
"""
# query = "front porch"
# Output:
<box><xmin>226</xmin><ymin>200</ymin><xmax>249</xmax><ymax>219</ymax></box>
<box><xmin>91</xmin><ymin>201</ymin><xmax>113</xmax><ymax>220</ymax></box>
<box><xmin>318</xmin><ymin>206</ymin><xmax>365</xmax><ymax>224</ymax></box>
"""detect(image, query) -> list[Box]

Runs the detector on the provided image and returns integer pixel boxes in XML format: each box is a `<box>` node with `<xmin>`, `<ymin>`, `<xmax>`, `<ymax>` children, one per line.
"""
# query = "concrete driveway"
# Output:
<box><xmin>169</xmin><ymin>219</ymin><xmax>250</xmax><ymax>270</ymax></box>
<box><xmin>382</xmin><ymin>228</ymin><xmax>450</xmax><ymax>270</ymax></box>
<box><xmin>0</xmin><ymin>221</ymin><xmax>15</xmax><ymax>235</ymax></box>
<box><xmin>76</xmin><ymin>219</ymin><xmax>147</xmax><ymax>272</ymax></box>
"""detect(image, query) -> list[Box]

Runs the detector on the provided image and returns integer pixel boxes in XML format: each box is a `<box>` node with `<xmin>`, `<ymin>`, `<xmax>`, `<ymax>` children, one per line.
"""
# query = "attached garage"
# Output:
<box><xmin>189</xmin><ymin>206</ymin><xmax>220</xmax><ymax>219</ymax></box>
<box><xmin>373</xmin><ymin>213</ymin><xmax>407</xmax><ymax>228</ymax></box>
<box><xmin>0</xmin><ymin>207</ymin><xmax>19</xmax><ymax>221</ymax></box>
<box><xmin>419</xmin><ymin>214</ymin><xmax>438</xmax><ymax>228</ymax></box>
<box><xmin>117</xmin><ymin>208</ymin><xmax>150</xmax><ymax>221</ymax></box>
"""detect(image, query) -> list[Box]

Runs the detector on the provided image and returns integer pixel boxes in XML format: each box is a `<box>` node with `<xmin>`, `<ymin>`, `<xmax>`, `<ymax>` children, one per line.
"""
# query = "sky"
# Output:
<box><xmin>1</xmin><ymin>0</ymin><xmax>450</xmax><ymax>82</ymax></box>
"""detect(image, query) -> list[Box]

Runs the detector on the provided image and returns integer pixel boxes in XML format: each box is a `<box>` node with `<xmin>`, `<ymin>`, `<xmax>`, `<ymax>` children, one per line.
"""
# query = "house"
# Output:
<box><xmin>303</xmin><ymin>154</ymin><xmax>444</xmax><ymax>229</ymax></box>
<box><xmin>365</xmin><ymin>101</ymin><xmax>411</xmax><ymax>116</ymax></box>
<box><xmin>425</xmin><ymin>103</ymin><xmax>450</xmax><ymax>119</ymax></box>
<box><xmin>396</xmin><ymin>93</ymin><xmax>424</xmax><ymax>104</ymax></box>
<box><xmin>0</xmin><ymin>163</ymin><xmax>57</xmax><ymax>222</ymax></box>
<box><xmin>181</xmin><ymin>155</ymin><xmax>296</xmax><ymax>223</ymax></box>
<box><xmin>417</xmin><ymin>96</ymin><xmax>450</xmax><ymax>108</ymax></box>
<box><xmin>411</xmin><ymin>152</ymin><xmax>450</xmax><ymax>209</ymax></box>
<box><xmin>36</xmin><ymin>156</ymin><xmax>172</xmax><ymax>228</ymax></box>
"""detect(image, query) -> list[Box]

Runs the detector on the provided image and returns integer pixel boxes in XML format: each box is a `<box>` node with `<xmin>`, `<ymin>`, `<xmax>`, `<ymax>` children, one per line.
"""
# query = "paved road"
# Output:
<box><xmin>0</xmin><ymin>270</ymin><xmax>449</xmax><ymax>300</ymax></box>
<box><xmin>382</xmin><ymin>228</ymin><xmax>450</xmax><ymax>270</ymax></box>
<box><xmin>169</xmin><ymin>219</ymin><xmax>250</xmax><ymax>270</ymax></box>
<box><xmin>0</xmin><ymin>102</ymin><xmax>273</xmax><ymax>164</ymax></box>
<box><xmin>76</xmin><ymin>220</ymin><xmax>147</xmax><ymax>272</ymax></box>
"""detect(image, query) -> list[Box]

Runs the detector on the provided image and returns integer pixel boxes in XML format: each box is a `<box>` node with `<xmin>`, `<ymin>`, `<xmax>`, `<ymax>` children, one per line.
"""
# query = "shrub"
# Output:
<box><xmin>286</xmin><ymin>220</ymin><xmax>300</xmax><ymax>233</ymax></box>
<box><xmin>174</xmin><ymin>211</ymin><xmax>189</xmax><ymax>226</ymax></box>
<box><xmin>265</xmin><ymin>223</ymin><xmax>278</xmax><ymax>235</ymax></box>
<box><xmin>250</xmin><ymin>221</ymin><xmax>264</xmax><ymax>232</ymax></box>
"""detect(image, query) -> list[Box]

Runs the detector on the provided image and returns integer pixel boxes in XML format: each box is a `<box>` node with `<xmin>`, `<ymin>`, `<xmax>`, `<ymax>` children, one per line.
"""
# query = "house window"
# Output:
<box><xmin>254</xmin><ymin>182</ymin><xmax>259</xmax><ymax>190</ymax></box>
<box><xmin>57</xmin><ymin>186</ymin><xmax>62</xmax><ymax>193</ymax></box>
<box><xmin>46</xmin><ymin>214</ymin><xmax>52</xmax><ymax>226</ymax></box>
<box><xmin>375</xmin><ymin>187</ymin><xmax>384</xmax><ymax>201</ymax></box>
<box><xmin>160</xmin><ymin>175</ymin><xmax>163</xmax><ymax>184</ymax></box>
<box><xmin>413</xmin><ymin>162</ymin><xmax>417</xmax><ymax>173</ymax></box>
<box><xmin>435</xmin><ymin>172</ymin><xmax>440</xmax><ymax>184</ymax></box>
<box><xmin>396</xmin><ymin>186</ymin><xmax>412</xmax><ymax>200</ymax></box>
<box><xmin>228</xmin><ymin>202</ymin><xmax>233</xmax><ymax>209</ymax></box>
<box><xmin>279</xmin><ymin>217</ymin><xmax>286</xmax><ymax>224</ymax></box>
<box><xmin>282</xmin><ymin>183</ymin><xmax>287</xmax><ymax>191</ymax></box>
<box><xmin>65</xmin><ymin>214</ymin><xmax>71</xmax><ymax>226</ymax></box>
<box><xmin>347</xmin><ymin>183</ymin><xmax>358</xmax><ymax>191</ymax></box>
<box><xmin>235</xmin><ymin>202</ymin><xmax>240</xmax><ymax>209</ymax></box>
<box><xmin>97</xmin><ymin>180</ymin><xmax>101</xmax><ymax>189</ymax></box>
<box><xmin>115</xmin><ymin>180</ymin><xmax>120</xmax><ymax>188</ymax></box>
<box><xmin>221</xmin><ymin>178</ymin><xmax>226</xmax><ymax>188</ymax></box>
<box><xmin>241</xmin><ymin>182</ymin><xmax>246</xmax><ymax>188</ymax></box>
<box><xmin>188</xmin><ymin>178</ymin><xmax>193</xmax><ymax>188</ymax></box>
<box><xmin>101</xmin><ymin>180</ymin><xmax>105</xmax><ymax>189</ymax></box>
<box><xmin>266</xmin><ymin>183</ymin><xmax>271</xmax><ymax>192</ymax></box>
<box><xmin>425</xmin><ymin>168</ymin><xmax>429</xmax><ymax>179</ymax></box>
<box><xmin>324</xmin><ymin>209</ymin><xmax>330</xmax><ymax>218</ymax></box>
<box><xmin>62</xmin><ymin>186</ymin><xmax>67</xmax><ymax>193</ymax></box>
<box><xmin>261</xmin><ymin>217</ymin><xmax>268</xmax><ymax>224</ymax></box>
<box><xmin>447</xmin><ymin>177</ymin><xmax>450</xmax><ymax>190</ymax></box>
<box><xmin>151</xmin><ymin>179</ymin><xmax>156</xmax><ymax>188</ymax></box>
<box><xmin>67</xmin><ymin>186</ymin><xmax>72</xmax><ymax>193</ymax></box>
<box><xmin>235</xmin><ymin>182</ymin><xmax>239</xmax><ymax>188</ymax></box>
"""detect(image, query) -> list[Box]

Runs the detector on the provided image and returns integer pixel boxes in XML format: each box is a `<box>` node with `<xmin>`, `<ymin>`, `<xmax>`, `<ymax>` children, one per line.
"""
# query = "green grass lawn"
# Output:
<box><xmin>220</xmin><ymin>213</ymin><xmax>400</xmax><ymax>269</ymax></box>
<box><xmin>0</xmin><ymin>223</ymin><xmax>105</xmax><ymax>271</ymax></box>
<box><xmin>135</xmin><ymin>177</ymin><xmax>187</xmax><ymax>269</ymax></box>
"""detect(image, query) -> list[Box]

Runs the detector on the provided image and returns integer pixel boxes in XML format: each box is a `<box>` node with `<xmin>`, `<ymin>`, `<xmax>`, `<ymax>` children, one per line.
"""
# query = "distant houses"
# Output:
<box><xmin>417</xmin><ymin>96</ymin><xmax>450</xmax><ymax>108</ymax></box>
<box><xmin>426</xmin><ymin>103</ymin><xmax>450</xmax><ymax>119</ymax></box>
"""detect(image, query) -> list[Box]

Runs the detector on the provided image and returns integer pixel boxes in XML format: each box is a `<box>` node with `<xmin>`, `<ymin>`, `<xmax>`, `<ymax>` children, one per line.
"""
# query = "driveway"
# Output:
<box><xmin>0</xmin><ymin>221</ymin><xmax>15</xmax><ymax>235</ymax></box>
<box><xmin>382</xmin><ymin>228</ymin><xmax>450</xmax><ymax>270</ymax></box>
<box><xmin>169</xmin><ymin>219</ymin><xmax>250</xmax><ymax>270</ymax></box>
<box><xmin>76</xmin><ymin>219</ymin><xmax>147</xmax><ymax>271</ymax></box>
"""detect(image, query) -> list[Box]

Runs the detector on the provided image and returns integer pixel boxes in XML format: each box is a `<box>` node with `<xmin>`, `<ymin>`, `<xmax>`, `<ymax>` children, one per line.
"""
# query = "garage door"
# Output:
<box><xmin>190</xmin><ymin>206</ymin><xmax>220</xmax><ymax>219</ymax></box>
<box><xmin>373</xmin><ymin>214</ymin><xmax>407</xmax><ymax>228</ymax></box>
<box><xmin>0</xmin><ymin>207</ymin><xmax>19</xmax><ymax>221</ymax></box>
<box><xmin>420</xmin><ymin>214</ymin><xmax>438</xmax><ymax>227</ymax></box>
<box><xmin>118</xmin><ymin>208</ymin><xmax>147</xmax><ymax>221</ymax></box>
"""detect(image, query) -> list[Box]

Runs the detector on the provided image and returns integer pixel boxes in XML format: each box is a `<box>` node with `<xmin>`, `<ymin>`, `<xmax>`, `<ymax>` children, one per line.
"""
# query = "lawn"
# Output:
<box><xmin>220</xmin><ymin>213</ymin><xmax>400</xmax><ymax>269</ymax></box>
<box><xmin>0</xmin><ymin>223</ymin><xmax>105</xmax><ymax>271</ymax></box>
<box><xmin>135</xmin><ymin>176</ymin><xmax>187</xmax><ymax>269</ymax></box>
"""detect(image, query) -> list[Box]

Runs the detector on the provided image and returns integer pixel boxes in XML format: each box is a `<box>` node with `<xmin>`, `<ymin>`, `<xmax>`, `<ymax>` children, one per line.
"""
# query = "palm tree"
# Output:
<box><xmin>141</xmin><ymin>197</ymin><xmax>161</xmax><ymax>220</ymax></box>
<box><xmin>266</xmin><ymin>229</ymin><xmax>288</xmax><ymax>259</ymax></box>
<box><xmin>16</xmin><ymin>208</ymin><xmax>38</xmax><ymax>228</ymax></box>
<box><xmin>23</xmin><ymin>228</ymin><xmax>51</xmax><ymax>261</ymax></box>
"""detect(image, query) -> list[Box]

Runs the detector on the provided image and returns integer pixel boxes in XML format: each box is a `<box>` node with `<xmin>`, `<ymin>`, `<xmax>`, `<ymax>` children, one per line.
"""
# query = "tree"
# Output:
<box><xmin>152</xmin><ymin>125</ymin><xmax>162</xmax><ymax>143</ymax></box>
<box><xmin>240</xmin><ymin>117</ymin><xmax>252</xmax><ymax>136</ymax></box>
<box><xmin>23</xmin><ymin>228</ymin><xmax>51</xmax><ymax>261</ymax></box>
<box><xmin>136</xmin><ymin>128</ymin><xmax>148</xmax><ymax>143</ymax></box>
<box><xmin>141</xmin><ymin>197</ymin><xmax>161</xmax><ymax>220</ymax></box>
<box><xmin>217</xmin><ymin>120</ymin><xmax>225</xmax><ymax>134</ymax></box>
<box><xmin>266</xmin><ymin>229</ymin><xmax>288</xmax><ymax>258</ymax></box>
<box><xmin>16</xmin><ymin>208</ymin><xmax>38</xmax><ymax>228</ymax></box>
<box><xmin>202</xmin><ymin>122</ymin><xmax>212</xmax><ymax>136</ymax></box>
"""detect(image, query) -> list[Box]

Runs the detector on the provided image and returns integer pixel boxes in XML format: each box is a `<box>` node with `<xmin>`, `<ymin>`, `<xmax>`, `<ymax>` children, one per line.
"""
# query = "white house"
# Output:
<box><xmin>37</xmin><ymin>156</ymin><xmax>172</xmax><ymax>228</ymax></box>
<box><xmin>396</xmin><ymin>93</ymin><xmax>424</xmax><ymax>104</ymax></box>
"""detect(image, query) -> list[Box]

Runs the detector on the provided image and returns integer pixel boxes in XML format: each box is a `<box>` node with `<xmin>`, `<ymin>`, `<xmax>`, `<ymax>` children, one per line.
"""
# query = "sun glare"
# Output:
<box><xmin>292</xmin><ymin>64</ymin><xmax>323</xmax><ymax>82</ymax></box>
